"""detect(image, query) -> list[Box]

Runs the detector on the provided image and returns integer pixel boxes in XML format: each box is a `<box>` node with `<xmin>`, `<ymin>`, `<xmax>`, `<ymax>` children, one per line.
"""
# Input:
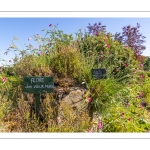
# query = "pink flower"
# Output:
<box><xmin>108</xmin><ymin>51</ymin><xmax>110</xmax><ymax>54</ymax></box>
<box><xmin>126</xmin><ymin>46</ymin><xmax>128</xmax><ymax>49</ymax></box>
<box><xmin>98</xmin><ymin>121</ymin><xmax>103</xmax><ymax>130</ymax></box>
<box><xmin>88</xmin><ymin>97</ymin><xmax>92</xmax><ymax>103</ymax></box>
<box><xmin>140</xmin><ymin>104</ymin><xmax>143</xmax><ymax>109</ymax></box>
<box><xmin>40</xmin><ymin>52</ymin><xmax>43</xmax><ymax>55</ymax></box>
<box><xmin>140</xmin><ymin>75</ymin><xmax>145</xmax><ymax>79</ymax></box>
<box><xmin>123</xmin><ymin>63</ymin><xmax>127</xmax><ymax>67</ymax></box>
<box><xmin>106</xmin><ymin>44</ymin><xmax>110</xmax><ymax>48</ymax></box>
<box><xmin>94</xmin><ymin>31</ymin><xmax>98</xmax><ymax>35</ymax></box>
<box><xmin>101</xmin><ymin>51</ymin><xmax>104</xmax><ymax>55</ymax></box>
<box><xmin>128</xmin><ymin>83</ymin><xmax>130</xmax><ymax>86</ymax></box>
<box><xmin>2</xmin><ymin>77</ymin><xmax>6</xmax><ymax>83</ymax></box>
<box><xmin>140</xmin><ymin>92</ymin><xmax>145</xmax><ymax>97</ymax></box>
<box><xmin>88</xmin><ymin>129</ymin><xmax>92</xmax><ymax>133</ymax></box>
<box><xmin>9</xmin><ymin>60</ymin><xmax>12</xmax><ymax>62</ymax></box>
<box><xmin>140</xmin><ymin>64</ymin><xmax>144</xmax><ymax>68</ymax></box>
<box><xmin>104</xmin><ymin>38</ymin><xmax>107</xmax><ymax>42</ymax></box>
<box><xmin>126</xmin><ymin>103</ymin><xmax>130</xmax><ymax>107</ymax></box>
<box><xmin>122</xmin><ymin>112</ymin><xmax>125</xmax><ymax>117</ymax></box>
<box><xmin>28</xmin><ymin>38</ymin><xmax>32</xmax><ymax>41</ymax></box>
<box><xmin>49</xmin><ymin>24</ymin><xmax>52</xmax><ymax>27</ymax></box>
<box><xmin>146</xmin><ymin>130</ymin><xmax>150</xmax><ymax>133</ymax></box>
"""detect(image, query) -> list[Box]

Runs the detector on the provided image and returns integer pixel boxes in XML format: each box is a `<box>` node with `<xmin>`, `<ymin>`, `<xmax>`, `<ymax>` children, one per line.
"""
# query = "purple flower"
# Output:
<box><xmin>49</xmin><ymin>24</ymin><xmax>52</xmax><ymax>27</ymax></box>
<box><xmin>9</xmin><ymin>60</ymin><xmax>12</xmax><ymax>63</ymax></box>
<box><xmin>28</xmin><ymin>38</ymin><xmax>32</xmax><ymax>41</ymax></box>
<box><xmin>97</xmin><ymin>121</ymin><xmax>103</xmax><ymax>130</ymax></box>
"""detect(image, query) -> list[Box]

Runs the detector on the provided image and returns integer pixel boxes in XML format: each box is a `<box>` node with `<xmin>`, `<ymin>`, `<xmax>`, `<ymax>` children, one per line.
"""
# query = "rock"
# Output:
<box><xmin>62</xmin><ymin>87</ymin><xmax>87</xmax><ymax>110</ymax></box>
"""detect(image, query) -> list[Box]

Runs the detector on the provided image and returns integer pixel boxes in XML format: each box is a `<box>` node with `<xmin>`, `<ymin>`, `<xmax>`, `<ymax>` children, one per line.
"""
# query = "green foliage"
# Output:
<box><xmin>0</xmin><ymin>24</ymin><xmax>150</xmax><ymax>132</ymax></box>
<box><xmin>144</xmin><ymin>57</ymin><xmax>150</xmax><ymax>71</ymax></box>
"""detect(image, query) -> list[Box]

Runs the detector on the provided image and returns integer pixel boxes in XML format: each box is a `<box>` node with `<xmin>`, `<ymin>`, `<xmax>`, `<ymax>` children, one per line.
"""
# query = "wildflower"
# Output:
<box><xmin>123</xmin><ymin>63</ymin><xmax>127</xmax><ymax>67</ymax></box>
<box><xmin>140</xmin><ymin>92</ymin><xmax>145</xmax><ymax>97</ymax></box>
<box><xmin>106</xmin><ymin>44</ymin><xmax>110</xmax><ymax>48</ymax></box>
<box><xmin>122</xmin><ymin>112</ymin><xmax>125</xmax><ymax>117</ymax></box>
<box><xmin>97</xmin><ymin>121</ymin><xmax>103</xmax><ymax>130</ymax></box>
<box><xmin>29</xmin><ymin>44</ymin><xmax>32</xmax><ymax>47</ymax></box>
<box><xmin>126</xmin><ymin>103</ymin><xmax>130</xmax><ymax>107</ymax></box>
<box><xmin>140</xmin><ymin>75</ymin><xmax>145</xmax><ymax>79</ymax></box>
<box><xmin>126</xmin><ymin>46</ymin><xmax>128</xmax><ymax>49</ymax></box>
<box><xmin>88</xmin><ymin>97</ymin><xmax>92</xmax><ymax>103</ymax></box>
<box><xmin>108</xmin><ymin>51</ymin><xmax>110</xmax><ymax>54</ymax></box>
<box><xmin>88</xmin><ymin>129</ymin><xmax>92</xmax><ymax>133</ymax></box>
<box><xmin>101</xmin><ymin>51</ymin><xmax>104</xmax><ymax>55</ymax></box>
<box><xmin>49</xmin><ymin>24</ymin><xmax>52</xmax><ymax>27</ymax></box>
<box><xmin>2</xmin><ymin>77</ymin><xmax>6</xmax><ymax>83</ymax></box>
<box><xmin>40</xmin><ymin>52</ymin><xmax>43</xmax><ymax>55</ymax></box>
<box><xmin>28</xmin><ymin>38</ymin><xmax>32</xmax><ymax>41</ymax></box>
<box><xmin>94</xmin><ymin>31</ymin><xmax>98</xmax><ymax>35</ymax></box>
<box><xmin>104</xmin><ymin>38</ymin><xmax>107</xmax><ymax>42</ymax></box>
<box><xmin>4</xmin><ymin>52</ymin><xmax>7</xmax><ymax>55</ymax></box>
<box><xmin>9</xmin><ymin>60</ymin><xmax>12</xmax><ymax>63</ymax></box>
<box><xmin>146</xmin><ymin>130</ymin><xmax>150</xmax><ymax>133</ymax></box>
<box><xmin>140</xmin><ymin>64</ymin><xmax>144</xmax><ymax>68</ymax></box>
<box><xmin>140</xmin><ymin>104</ymin><xmax>143</xmax><ymax>109</ymax></box>
<box><xmin>127</xmin><ymin>118</ymin><xmax>131</xmax><ymax>121</ymax></box>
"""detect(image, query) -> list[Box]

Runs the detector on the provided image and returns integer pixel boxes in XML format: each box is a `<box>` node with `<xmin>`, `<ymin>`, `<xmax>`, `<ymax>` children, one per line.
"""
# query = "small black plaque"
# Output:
<box><xmin>91</xmin><ymin>68</ymin><xmax>106</xmax><ymax>80</ymax></box>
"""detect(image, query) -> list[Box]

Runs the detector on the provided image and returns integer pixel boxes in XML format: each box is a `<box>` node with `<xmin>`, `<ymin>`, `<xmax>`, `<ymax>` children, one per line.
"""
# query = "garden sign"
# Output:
<box><xmin>23</xmin><ymin>76</ymin><xmax>54</xmax><ymax>118</ymax></box>
<box><xmin>91</xmin><ymin>68</ymin><xmax>106</xmax><ymax>80</ymax></box>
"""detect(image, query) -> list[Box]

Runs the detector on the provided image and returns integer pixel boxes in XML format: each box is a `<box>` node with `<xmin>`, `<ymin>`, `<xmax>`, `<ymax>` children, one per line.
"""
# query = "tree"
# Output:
<box><xmin>87</xmin><ymin>22</ymin><xmax>106</xmax><ymax>35</ymax></box>
<box><xmin>114</xmin><ymin>23</ymin><xmax>146</xmax><ymax>61</ymax></box>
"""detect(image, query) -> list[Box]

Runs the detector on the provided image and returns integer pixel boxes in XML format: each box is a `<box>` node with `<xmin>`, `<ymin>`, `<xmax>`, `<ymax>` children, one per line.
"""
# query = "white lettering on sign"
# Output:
<box><xmin>31</xmin><ymin>78</ymin><xmax>44</xmax><ymax>84</ymax></box>
<box><xmin>25</xmin><ymin>84</ymin><xmax>54</xmax><ymax>89</ymax></box>
<box><xmin>45</xmin><ymin>85</ymin><xmax>54</xmax><ymax>88</ymax></box>
<box><xmin>25</xmin><ymin>84</ymin><xmax>32</xmax><ymax>88</ymax></box>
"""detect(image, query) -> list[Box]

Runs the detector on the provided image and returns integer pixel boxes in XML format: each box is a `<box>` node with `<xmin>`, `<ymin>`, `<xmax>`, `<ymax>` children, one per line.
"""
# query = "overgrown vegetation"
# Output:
<box><xmin>0</xmin><ymin>22</ymin><xmax>150</xmax><ymax>132</ymax></box>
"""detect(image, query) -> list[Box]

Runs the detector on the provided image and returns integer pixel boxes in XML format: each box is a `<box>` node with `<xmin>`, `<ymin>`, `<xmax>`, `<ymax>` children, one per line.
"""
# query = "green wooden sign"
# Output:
<box><xmin>91</xmin><ymin>68</ymin><xmax>106</xmax><ymax>80</ymax></box>
<box><xmin>23</xmin><ymin>76</ymin><xmax>54</xmax><ymax>94</ymax></box>
<box><xmin>23</xmin><ymin>76</ymin><xmax>54</xmax><ymax>119</ymax></box>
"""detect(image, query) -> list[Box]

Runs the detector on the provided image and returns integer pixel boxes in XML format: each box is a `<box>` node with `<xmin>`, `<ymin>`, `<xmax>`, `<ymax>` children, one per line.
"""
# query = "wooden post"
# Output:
<box><xmin>35</xmin><ymin>94</ymin><xmax>40</xmax><ymax>119</ymax></box>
